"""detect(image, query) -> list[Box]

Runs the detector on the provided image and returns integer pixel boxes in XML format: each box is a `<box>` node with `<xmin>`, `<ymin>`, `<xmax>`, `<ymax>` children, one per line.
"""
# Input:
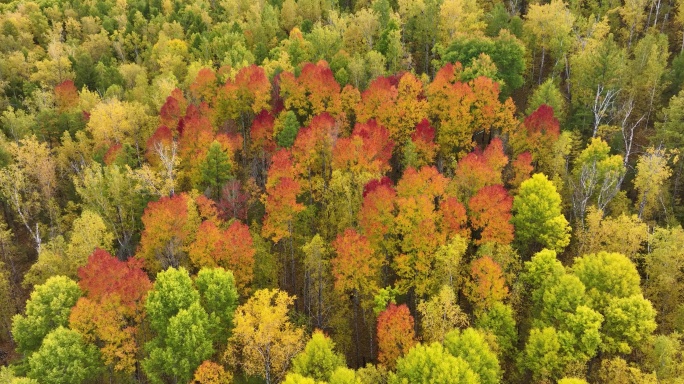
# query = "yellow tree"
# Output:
<box><xmin>437</xmin><ymin>0</ymin><xmax>485</xmax><ymax>46</ymax></box>
<box><xmin>226</xmin><ymin>289</ymin><xmax>305</xmax><ymax>384</ymax></box>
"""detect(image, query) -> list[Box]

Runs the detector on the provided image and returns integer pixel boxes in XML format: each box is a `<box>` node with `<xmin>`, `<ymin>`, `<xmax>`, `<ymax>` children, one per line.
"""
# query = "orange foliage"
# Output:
<box><xmin>468</xmin><ymin>185</ymin><xmax>514</xmax><ymax>245</ymax></box>
<box><xmin>188</xmin><ymin>220</ymin><xmax>255</xmax><ymax>294</ymax></box>
<box><xmin>332</xmin><ymin>119</ymin><xmax>394</xmax><ymax>175</ymax></box>
<box><xmin>377</xmin><ymin>304</ymin><xmax>417</xmax><ymax>369</ymax></box>
<box><xmin>331</xmin><ymin>228</ymin><xmax>382</xmax><ymax>298</ymax></box>
<box><xmin>465</xmin><ymin>256</ymin><xmax>509</xmax><ymax>314</ymax></box>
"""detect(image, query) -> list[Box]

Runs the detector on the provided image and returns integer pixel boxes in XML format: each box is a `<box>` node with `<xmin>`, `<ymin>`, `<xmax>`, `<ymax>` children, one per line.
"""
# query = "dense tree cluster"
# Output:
<box><xmin>1</xmin><ymin>0</ymin><xmax>684</xmax><ymax>382</ymax></box>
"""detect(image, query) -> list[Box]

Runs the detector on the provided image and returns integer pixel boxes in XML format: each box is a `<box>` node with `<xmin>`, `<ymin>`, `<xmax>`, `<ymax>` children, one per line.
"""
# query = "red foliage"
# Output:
<box><xmin>359</xmin><ymin>180</ymin><xmax>396</xmax><ymax>249</ymax></box>
<box><xmin>190</xmin><ymin>220</ymin><xmax>255</xmax><ymax>294</ymax></box>
<box><xmin>510</xmin><ymin>151</ymin><xmax>533</xmax><ymax>189</ymax></box>
<box><xmin>279</xmin><ymin>62</ymin><xmax>342</xmax><ymax>119</ymax></box>
<box><xmin>54</xmin><ymin>80</ymin><xmax>79</xmax><ymax>111</ymax></box>
<box><xmin>78</xmin><ymin>249</ymin><xmax>151</xmax><ymax>314</ymax></box>
<box><xmin>103</xmin><ymin>143</ymin><xmax>123</xmax><ymax>165</ymax></box>
<box><xmin>217</xmin><ymin>180</ymin><xmax>249</xmax><ymax>221</ymax></box>
<box><xmin>250</xmin><ymin>110</ymin><xmax>276</xmax><ymax>154</ymax></box>
<box><xmin>363</xmin><ymin>176</ymin><xmax>393</xmax><ymax>197</ymax></box>
<box><xmin>524</xmin><ymin>104</ymin><xmax>560</xmax><ymax>139</ymax></box>
<box><xmin>396</xmin><ymin>166</ymin><xmax>447</xmax><ymax>199</ymax></box>
<box><xmin>468</xmin><ymin>185</ymin><xmax>514</xmax><ymax>245</ymax></box>
<box><xmin>138</xmin><ymin>193</ymin><xmax>197</xmax><ymax>272</ymax></box>
<box><xmin>262</xmin><ymin>177</ymin><xmax>304</xmax><ymax>243</ymax></box>
<box><xmin>377</xmin><ymin>304</ymin><xmax>417</xmax><ymax>369</ymax></box>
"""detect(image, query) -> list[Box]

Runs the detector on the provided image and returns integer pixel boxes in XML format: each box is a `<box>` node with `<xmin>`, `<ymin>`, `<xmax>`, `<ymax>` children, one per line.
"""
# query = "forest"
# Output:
<box><xmin>0</xmin><ymin>0</ymin><xmax>683</xmax><ymax>382</ymax></box>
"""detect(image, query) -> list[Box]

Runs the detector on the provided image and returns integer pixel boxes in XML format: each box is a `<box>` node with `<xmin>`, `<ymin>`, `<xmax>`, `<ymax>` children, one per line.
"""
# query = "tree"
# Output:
<box><xmin>526</xmin><ymin>80</ymin><xmax>567</xmax><ymax>123</ymax></box>
<box><xmin>189</xmin><ymin>220</ymin><xmax>256</xmax><ymax>294</ymax></box>
<box><xmin>511</xmin><ymin>173</ymin><xmax>570</xmax><ymax>254</ymax></box>
<box><xmin>468</xmin><ymin>185</ymin><xmax>514</xmax><ymax>245</ymax></box>
<box><xmin>522</xmin><ymin>327</ymin><xmax>563</xmax><ymax>382</ymax></box>
<box><xmin>145</xmin><ymin>267</ymin><xmax>200</xmax><ymax>339</ymax></box>
<box><xmin>571</xmin><ymin>251</ymin><xmax>641</xmax><ymax>312</ymax></box>
<box><xmin>634</xmin><ymin>147</ymin><xmax>672</xmax><ymax>221</ymax></box>
<box><xmin>200</xmin><ymin>140</ymin><xmax>233</xmax><ymax>200</ymax></box>
<box><xmin>291</xmin><ymin>330</ymin><xmax>346</xmax><ymax>382</ymax></box>
<box><xmin>437</xmin><ymin>0</ymin><xmax>485</xmax><ymax>46</ymax></box>
<box><xmin>69</xmin><ymin>249</ymin><xmax>150</xmax><ymax>374</ymax></box>
<box><xmin>0</xmin><ymin>136</ymin><xmax>57</xmax><ymax>254</ymax></box>
<box><xmin>193</xmin><ymin>361</ymin><xmax>233</xmax><ymax>384</ymax></box>
<box><xmin>27</xmin><ymin>327</ymin><xmax>102</xmax><ymax>384</ymax></box>
<box><xmin>331</xmin><ymin>228</ymin><xmax>382</xmax><ymax>305</ymax></box>
<box><xmin>227</xmin><ymin>289</ymin><xmax>305</xmax><ymax>384</ymax></box>
<box><xmin>24</xmin><ymin>210</ymin><xmax>115</xmax><ymax>286</ymax></box>
<box><xmin>474</xmin><ymin>302</ymin><xmax>517</xmax><ymax>357</ymax></box>
<box><xmin>418</xmin><ymin>285</ymin><xmax>469</xmax><ymax>343</ymax></box>
<box><xmin>523</xmin><ymin>0</ymin><xmax>575</xmax><ymax>81</ymax></box>
<box><xmin>143</xmin><ymin>302</ymin><xmax>215</xmax><ymax>384</ymax></box>
<box><xmin>12</xmin><ymin>276</ymin><xmax>81</xmax><ymax>356</ymax></box>
<box><xmin>390</xmin><ymin>342</ymin><xmax>479</xmax><ymax>384</ymax></box>
<box><xmin>465</xmin><ymin>257</ymin><xmax>508</xmax><ymax>315</ymax></box>
<box><xmin>276</xmin><ymin>110</ymin><xmax>300</xmax><ymax>148</ymax></box>
<box><xmin>575</xmin><ymin>207</ymin><xmax>648</xmax><ymax>261</ymax></box>
<box><xmin>74</xmin><ymin>163</ymin><xmax>148</xmax><ymax>258</ymax></box>
<box><xmin>195</xmin><ymin>267</ymin><xmax>239</xmax><ymax>343</ymax></box>
<box><xmin>443</xmin><ymin>328</ymin><xmax>501</xmax><ymax>384</ymax></box>
<box><xmin>569</xmin><ymin>138</ymin><xmax>626</xmax><ymax>226</ymax></box>
<box><xmin>377</xmin><ymin>303</ymin><xmax>417</xmax><ymax>369</ymax></box>
<box><xmin>644</xmin><ymin>226</ymin><xmax>684</xmax><ymax>332</ymax></box>
<box><xmin>602</xmin><ymin>295</ymin><xmax>656</xmax><ymax>354</ymax></box>
<box><xmin>138</xmin><ymin>193</ymin><xmax>200</xmax><ymax>273</ymax></box>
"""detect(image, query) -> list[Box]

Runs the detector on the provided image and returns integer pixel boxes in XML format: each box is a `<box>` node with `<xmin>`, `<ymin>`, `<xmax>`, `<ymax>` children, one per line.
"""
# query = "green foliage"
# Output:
<box><xmin>277</xmin><ymin>110</ymin><xmax>300</xmax><ymax>148</ymax></box>
<box><xmin>200</xmin><ymin>140</ymin><xmax>233</xmax><ymax>200</ymax></box>
<box><xmin>512</xmin><ymin>173</ymin><xmax>570</xmax><ymax>254</ymax></box>
<box><xmin>291</xmin><ymin>331</ymin><xmax>346</xmax><ymax>382</ymax></box>
<box><xmin>474</xmin><ymin>302</ymin><xmax>517</xmax><ymax>357</ymax></box>
<box><xmin>145</xmin><ymin>267</ymin><xmax>200</xmax><ymax>338</ymax></box>
<box><xmin>526</xmin><ymin>79</ymin><xmax>566</xmax><ymax>123</ymax></box>
<box><xmin>390</xmin><ymin>342</ymin><xmax>479</xmax><ymax>384</ymax></box>
<box><xmin>443</xmin><ymin>328</ymin><xmax>501</xmax><ymax>384</ymax></box>
<box><xmin>11</xmin><ymin>276</ymin><xmax>82</xmax><ymax>356</ymax></box>
<box><xmin>27</xmin><ymin>327</ymin><xmax>102</xmax><ymax>384</ymax></box>
<box><xmin>143</xmin><ymin>302</ymin><xmax>215</xmax><ymax>384</ymax></box>
<box><xmin>195</xmin><ymin>267</ymin><xmax>239</xmax><ymax>343</ymax></box>
<box><xmin>441</xmin><ymin>30</ymin><xmax>526</xmax><ymax>97</ymax></box>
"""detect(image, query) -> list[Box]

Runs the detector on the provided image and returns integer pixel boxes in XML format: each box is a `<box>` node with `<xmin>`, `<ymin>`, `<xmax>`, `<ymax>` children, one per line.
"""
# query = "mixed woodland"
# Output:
<box><xmin>1</xmin><ymin>0</ymin><xmax>684</xmax><ymax>382</ymax></box>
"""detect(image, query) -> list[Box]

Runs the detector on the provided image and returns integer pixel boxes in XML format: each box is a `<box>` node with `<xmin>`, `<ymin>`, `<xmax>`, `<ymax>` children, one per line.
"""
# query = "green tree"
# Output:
<box><xmin>200</xmin><ymin>140</ymin><xmax>233</xmax><ymax>200</ymax></box>
<box><xmin>522</xmin><ymin>327</ymin><xmax>563</xmax><ymax>382</ymax></box>
<box><xmin>195</xmin><ymin>267</ymin><xmax>239</xmax><ymax>344</ymax></box>
<box><xmin>12</xmin><ymin>276</ymin><xmax>82</xmax><ymax>356</ymax></box>
<box><xmin>526</xmin><ymin>79</ymin><xmax>567</xmax><ymax>123</ymax></box>
<box><xmin>443</xmin><ymin>328</ymin><xmax>502</xmax><ymax>384</ymax></box>
<box><xmin>291</xmin><ymin>330</ymin><xmax>346</xmax><ymax>382</ymax></box>
<box><xmin>276</xmin><ymin>111</ymin><xmax>300</xmax><ymax>149</ymax></box>
<box><xmin>27</xmin><ymin>327</ymin><xmax>102</xmax><ymax>384</ymax></box>
<box><xmin>474</xmin><ymin>302</ymin><xmax>517</xmax><ymax>357</ymax></box>
<box><xmin>511</xmin><ymin>174</ymin><xmax>570</xmax><ymax>254</ymax></box>
<box><xmin>602</xmin><ymin>295</ymin><xmax>657</xmax><ymax>354</ymax></box>
<box><xmin>143</xmin><ymin>302</ymin><xmax>215</xmax><ymax>384</ymax></box>
<box><xmin>390</xmin><ymin>342</ymin><xmax>479</xmax><ymax>384</ymax></box>
<box><xmin>145</xmin><ymin>267</ymin><xmax>200</xmax><ymax>339</ymax></box>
